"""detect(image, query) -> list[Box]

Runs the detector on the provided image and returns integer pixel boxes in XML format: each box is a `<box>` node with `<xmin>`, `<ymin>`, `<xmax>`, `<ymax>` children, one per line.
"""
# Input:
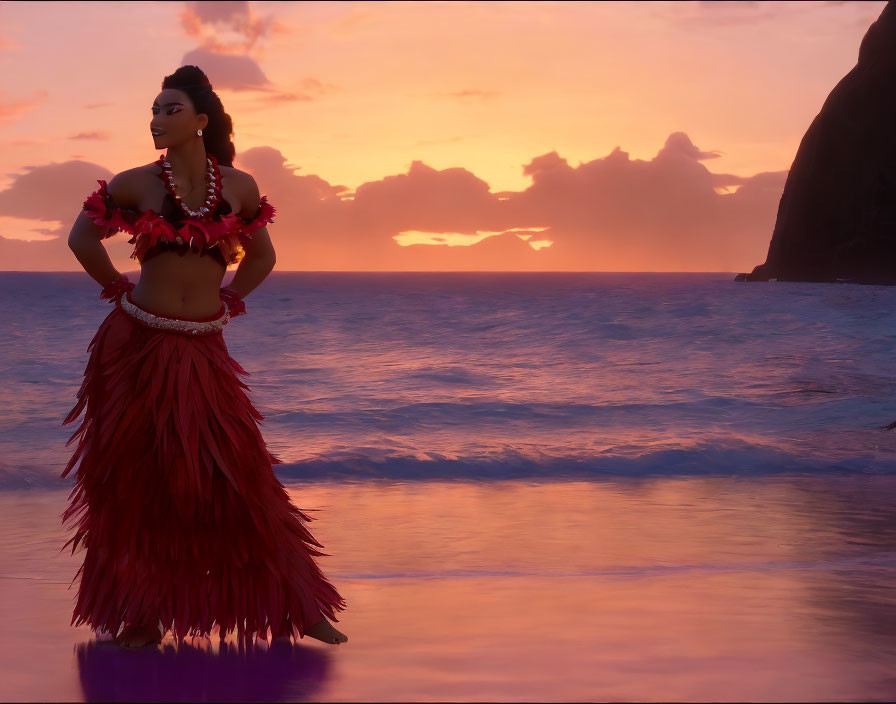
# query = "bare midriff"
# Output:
<box><xmin>125</xmin><ymin>162</ymin><xmax>244</xmax><ymax>319</ymax></box>
<box><xmin>130</xmin><ymin>248</ymin><xmax>228</xmax><ymax>319</ymax></box>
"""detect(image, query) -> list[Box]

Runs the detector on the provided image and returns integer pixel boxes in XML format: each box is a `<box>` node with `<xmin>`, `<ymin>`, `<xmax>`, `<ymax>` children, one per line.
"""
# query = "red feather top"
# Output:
<box><xmin>83</xmin><ymin>179</ymin><xmax>276</xmax><ymax>266</ymax></box>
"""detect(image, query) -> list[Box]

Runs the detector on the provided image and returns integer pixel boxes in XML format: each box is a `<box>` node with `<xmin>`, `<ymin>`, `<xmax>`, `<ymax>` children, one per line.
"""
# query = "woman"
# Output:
<box><xmin>61</xmin><ymin>65</ymin><xmax>348</xmax><ymax>649</ymax></box>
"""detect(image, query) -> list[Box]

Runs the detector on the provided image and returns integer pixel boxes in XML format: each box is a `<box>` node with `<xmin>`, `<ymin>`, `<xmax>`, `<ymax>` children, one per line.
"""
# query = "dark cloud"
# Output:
<box><xmin>657</xmin><ymin>132</ymin><xmax>721</xmax><ymax>161</ymax></box>
<box><xmin>176</xmin><ymin>1</ymin><xmax>302</xmax><ymax>99</ymax></box>
<box><xmin>0</xmin><ymin>160</ymin><xmax>113</xmax><ymax>224</ymax></box>
<box><xmin>0</xmin><ymin>159</ymin><xmax>137</xmax><ymax>271</ymax></box>
<box><xmin>1</xmin><ymin>133</ymin><xmax>787</xmax><ymax>272</ymax></box>
<box><xmin>179</xmin><ymin>0</ymin><xmax>276</xmax><ymax>54</ymax></box>
<box><xmin>502</xmin><ymin>136</ymin><xmax>786</xmax><ymax>271</ymax></box>
<box><xmin>189</xmin><ymin>1</ymin><xmax>248</xmax><ymax>24</ymax></box>
<box><xmin>179</xmin><ymin>48</ymin><xmax>271</xmax><ymax>91</ymax></box>
<box><xmin>227</xmin><ymin>133</ymin><xmax>785</xmax><ymax>272</ymax></box>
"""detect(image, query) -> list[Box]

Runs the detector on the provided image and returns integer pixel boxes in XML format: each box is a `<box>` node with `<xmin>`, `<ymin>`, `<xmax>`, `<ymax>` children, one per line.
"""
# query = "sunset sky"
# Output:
<box><xmin>0</xmin><ymin>0</ymin><xmax>886</xmax><ymax>272</ymax></box>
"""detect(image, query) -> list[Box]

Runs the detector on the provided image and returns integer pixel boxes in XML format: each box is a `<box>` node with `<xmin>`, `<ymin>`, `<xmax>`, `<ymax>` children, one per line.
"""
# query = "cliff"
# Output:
<box><xmin>736</xmin><ymin>1</ymin><xmax>896</xmax><ymax>284</ymax></box>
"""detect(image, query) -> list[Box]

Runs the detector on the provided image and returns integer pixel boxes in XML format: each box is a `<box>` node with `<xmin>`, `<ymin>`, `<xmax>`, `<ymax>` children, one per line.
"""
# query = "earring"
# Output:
<box><xmin>197</xmin><ymin>129</ymin><xmax>203</xmax><ymax>136</ymax></box>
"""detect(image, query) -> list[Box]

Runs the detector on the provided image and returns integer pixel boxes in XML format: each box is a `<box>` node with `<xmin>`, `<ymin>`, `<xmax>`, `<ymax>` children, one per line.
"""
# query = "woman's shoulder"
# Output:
<box><xmin>96</xmin><ymin>162</ymin><xmax>266</xmax><ymax>220</ymax></box>
<box><xmin>103</xmin><ymin>164</ymin><xmax>158</xmax><ymax>210</ymax></box>
<box><xmin>218</xmin><ymin>164</ymin><xmax>254</xmax><ymax>189</ymax></box>
<box><xmin>219</xmin><ymin>165</ymin><xmax>263</xmax><ymax>220</ymax></box>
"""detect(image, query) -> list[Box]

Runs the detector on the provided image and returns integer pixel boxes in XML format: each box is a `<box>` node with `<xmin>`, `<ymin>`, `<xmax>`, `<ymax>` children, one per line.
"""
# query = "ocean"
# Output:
<box><xmin>2</xmin><ymin>271</ymin><xmax>895</xmax><ymax>701</ymax></box>
<box><xmin>3</xmin><ymin>270</ymin><xmax>896</xmax><ymax>488</ymax></box>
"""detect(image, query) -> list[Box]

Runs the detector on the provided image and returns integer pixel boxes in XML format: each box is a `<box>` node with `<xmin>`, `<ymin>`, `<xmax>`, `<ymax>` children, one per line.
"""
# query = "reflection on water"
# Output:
<box><xmin>72</xmin><ymin>637</ymin><xmax>332</xmax><ymax>703</ymax></box>
<box><xmin>0</xmin><ymin>475</ymin><xmax>893</xmax><ymax>701</ymax></box>
<box><xmin>307</xmin><ymin>475</ymin><xmax>896</xmax><ymax>575</ymax></box>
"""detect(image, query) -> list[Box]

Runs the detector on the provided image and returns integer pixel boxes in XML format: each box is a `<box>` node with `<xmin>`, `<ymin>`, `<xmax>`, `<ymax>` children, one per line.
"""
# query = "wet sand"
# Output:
<box><xmin>1</xmin><ymin>475</ymin><xmax>894</xmax><ymax>702</ymax></box>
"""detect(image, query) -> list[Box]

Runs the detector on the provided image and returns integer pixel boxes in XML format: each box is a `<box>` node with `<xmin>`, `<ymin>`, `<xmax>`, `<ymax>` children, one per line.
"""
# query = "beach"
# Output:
<box><xmin>2</xmin><ymin>475</ymin><xmax>894</xmax><ymax>702</ymax></box>
<box><xmin>2</xmin><ymin>271</ymin><xmax>896</xmax><ymax>700</ymax></box>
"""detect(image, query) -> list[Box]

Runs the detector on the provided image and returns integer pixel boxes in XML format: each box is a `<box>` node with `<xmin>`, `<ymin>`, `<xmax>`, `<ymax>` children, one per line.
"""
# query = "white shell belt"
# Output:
<box><xmin>120</xmin><ymin>294</ymin><xmax>230</xmax><ymax>335</ymax></box>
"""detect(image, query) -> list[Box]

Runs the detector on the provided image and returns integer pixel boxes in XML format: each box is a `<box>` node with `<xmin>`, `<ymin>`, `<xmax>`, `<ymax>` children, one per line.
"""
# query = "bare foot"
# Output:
<box><xmin>304</xmin><ymin>617</ymin><xmax>348</xmax><ymax>644</ymax></box>
<box><xmin>114</xmin><ymin>624</ymin><xmax>162</xmax><ymax>649</ymax></box>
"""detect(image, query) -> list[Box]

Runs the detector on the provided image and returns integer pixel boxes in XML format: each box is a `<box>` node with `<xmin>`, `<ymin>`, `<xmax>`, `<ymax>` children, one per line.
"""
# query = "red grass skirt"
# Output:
<box><xmin>60</xmin><ymin>292</ymin><xmax>346</xmax><ymax>644</ymax></box>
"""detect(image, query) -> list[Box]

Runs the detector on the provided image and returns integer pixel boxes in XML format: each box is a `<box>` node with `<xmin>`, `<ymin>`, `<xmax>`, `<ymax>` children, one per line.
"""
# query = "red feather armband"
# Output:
<box><xmin>220</xmin><ymin>287</ymin><xmax>246</xmax><ymax>317</ymax></box>
<box><xmin>100</xmin><ymin>274</ymin><xmax>135</xmax><ymax>302</ymax></box>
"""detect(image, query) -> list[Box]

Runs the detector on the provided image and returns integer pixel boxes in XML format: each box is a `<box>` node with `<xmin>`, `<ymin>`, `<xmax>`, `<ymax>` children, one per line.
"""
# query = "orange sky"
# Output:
<box><xmin>0</xmin><ymin>0</ymin><xmax>886</xmax><ymax>271</ymax></box>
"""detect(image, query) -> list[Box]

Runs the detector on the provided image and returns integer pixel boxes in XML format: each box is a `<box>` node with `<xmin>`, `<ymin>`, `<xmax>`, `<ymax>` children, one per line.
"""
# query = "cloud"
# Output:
<box><xmin>226</xmin><ymin>132</ymin><xmax>785</xmax><ymax>272</ymax></box>
<box><xmin>179</xmin><ymin>0</ymin><xmax>277</xmax><ymax>54</ymax></box>
<box><xmin>0</xmin><ymin>160</ymin><xmax>114</xmax><ymax>224</ymax></box>
<box><xmin>501</xmin><ymin>134</ymin><xmax>786</xmax><ymax>271</ymax></box>
<box><xmin>656</xmin><ymin>131</ymin><xmax>722</xmax><ymax>161</ymax></box>
<box><xmin>179</xmin><ymin>48</ymin><xmax>271</xmax><ymax>91</ymax></box>
<box><xmin>659</xmin><ymin>0</ymin><xmax>885</xmax><ymax>26</ymax></box>
<box><xmin>68</xmin><ymin>131</ymin><xmax>110</xmax><ymax>141</ymax></box>
<box><xmin>0</xmin><ymin>92</ymin><xmax>48</xmax><ymax>122</ymax></box>
<box><xmin>175</xmin><ymin>1</ymin><xmax>305</xmax><ymax>99</ymax></box>
<box><xmin>237</xmin><ymin>78</ymin><xmax>338</xmax><ymax>110</ymax></box>
<box><xmin>1</xmin><ymin>133</ymin><xmax>787</xmax><ymax>272</ymax></box>
<box><xmin>327</xmin><ymin>4</ymin><xmax>385</xmax><ymax>40</ymax></box>
<box><xmin>254</xmin><ymin>91</ymin><xmax>312</xmax><ymax>104</ymax></box>
<box><xmin>0</xmin><ymin>160</ymin><xmax>136</xmax><ymax>271</ymax></box>
<box><xmin>8</xmin><ymin>138</ymin><xmax>48</xmax><ymax>148</ymax></box>
<box><xmin>432</xmin><ymin>89</ymin><xmax>501</xmax><ymax>101</ymax></box>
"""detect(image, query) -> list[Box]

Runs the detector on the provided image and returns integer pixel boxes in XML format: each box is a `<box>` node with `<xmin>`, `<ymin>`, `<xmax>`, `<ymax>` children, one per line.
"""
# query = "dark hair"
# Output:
<box><xmin>161</xmin><ymin>65</ymin><xmax>235</xmax><ymax>167</ymax></box>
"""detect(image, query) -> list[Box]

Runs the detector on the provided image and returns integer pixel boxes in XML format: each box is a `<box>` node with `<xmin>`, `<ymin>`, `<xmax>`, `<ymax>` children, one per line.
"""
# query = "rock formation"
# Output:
<box><xmin>736</xmin><ymin>1</ymin><xmax>896</xmax><ymax>284</ymax></box>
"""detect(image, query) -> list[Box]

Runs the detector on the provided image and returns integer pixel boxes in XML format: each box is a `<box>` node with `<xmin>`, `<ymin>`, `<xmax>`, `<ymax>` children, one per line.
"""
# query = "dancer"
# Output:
<box><xmin>61</xmin><ymin>65</ymin><xmax>348</xmax><ymax>649</ymax></box>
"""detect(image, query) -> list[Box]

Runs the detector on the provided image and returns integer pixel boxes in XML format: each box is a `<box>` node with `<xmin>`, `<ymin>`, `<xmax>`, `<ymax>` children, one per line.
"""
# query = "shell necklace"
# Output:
<box><xmin>159</xmin><ymin>153</ymin><xmax>219</xmax><ymax>219</ymax></box>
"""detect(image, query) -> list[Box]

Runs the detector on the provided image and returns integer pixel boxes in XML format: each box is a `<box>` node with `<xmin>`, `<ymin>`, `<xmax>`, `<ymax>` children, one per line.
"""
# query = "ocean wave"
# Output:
<box><xmin>269</xmin><ymin>441</ymin><xmax>895</xmax><ymax>482</ymax></box>
<box><xmin>6</xmin><ymin>439</ymin><xmax>893</xmax><ymax>491</ymax></box>
<box><xmin>269</xmin><ymin>396</ymin><xmax>769</xmax><ymax>429</ymax></box>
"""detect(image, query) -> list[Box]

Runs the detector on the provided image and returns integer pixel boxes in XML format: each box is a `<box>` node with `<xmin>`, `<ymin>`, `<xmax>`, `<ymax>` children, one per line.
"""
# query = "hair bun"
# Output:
<box><xmin>166</xmin><ymin>65</ymin><xmax>211</xmax><ymax>89</ymax></box>
<box><xmin>160</xmin><ymin>65</ymin><xmax>234</xmax><ymax>167</ymax></box>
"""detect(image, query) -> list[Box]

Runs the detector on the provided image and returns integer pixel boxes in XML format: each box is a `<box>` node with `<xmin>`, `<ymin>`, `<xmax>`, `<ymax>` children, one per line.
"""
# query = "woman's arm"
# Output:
<box><xmin>68</xmin><ymin>210</ymin><xmax>122</xmax><ymax>288</ymax></box>
<box><xmin>225</xmin><ymin>225</ymin><xmax>276</xmax><ymax>298</ymax></box>
<box><xmin>224</xmin><ymin>174</ymin><xmax>277</xmax><ymax>299</ymax></box>
<box><xmin>68</xmin><ymin>172</ymin><xmax>138</xmax><ymax>287</ymax></box>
